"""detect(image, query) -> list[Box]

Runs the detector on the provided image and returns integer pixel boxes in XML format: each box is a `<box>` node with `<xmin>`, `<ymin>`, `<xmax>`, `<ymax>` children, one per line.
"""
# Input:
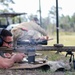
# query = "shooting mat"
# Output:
<box><xmin>9</xmin><ymin>58</ymin><xmax>50</xmax><ymax>70</ymax></box>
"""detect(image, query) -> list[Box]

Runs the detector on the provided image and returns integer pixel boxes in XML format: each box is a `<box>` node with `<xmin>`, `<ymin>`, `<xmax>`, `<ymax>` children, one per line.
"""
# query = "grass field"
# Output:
<box><xmin>48</xmin><ymin>34</ymin><xmax>75</xmax><ymax>46</ymax></box>
<box><xmin>36</xmin><ymin>34</ymin><xmax>75</xmax><ymax>74</ymax></box>
<box><xmin>38</xmin><ymin>34</ymin><xmax>75</xmax><ymax>61</ymax></box>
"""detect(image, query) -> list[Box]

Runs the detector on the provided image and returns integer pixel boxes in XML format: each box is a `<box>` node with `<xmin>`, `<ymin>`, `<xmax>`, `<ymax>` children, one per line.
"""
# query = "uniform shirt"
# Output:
<box><xmin>11</xmin><ymin>21</ymin><xmax>48</xmax><ymax>40</ymax></box>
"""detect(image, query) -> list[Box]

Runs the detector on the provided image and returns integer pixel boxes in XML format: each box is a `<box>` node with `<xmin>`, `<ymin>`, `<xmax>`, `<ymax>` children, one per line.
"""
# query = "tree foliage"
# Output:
<box><xmin>0</xmin><ymin>1</ymin><xmax>75</xmax><ymax>33</ymax></box>
<box><xmin>0</xmin><ymin>0</ymin><xmax>15</xmax><ymax>12</ymax></box>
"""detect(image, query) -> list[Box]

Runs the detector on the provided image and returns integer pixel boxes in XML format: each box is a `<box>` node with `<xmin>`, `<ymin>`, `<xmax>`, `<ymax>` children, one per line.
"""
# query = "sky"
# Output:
<box><xmin>1</xmin><ymin>0</ymin><xmax>75</xmax><ymax>18</ymax></box>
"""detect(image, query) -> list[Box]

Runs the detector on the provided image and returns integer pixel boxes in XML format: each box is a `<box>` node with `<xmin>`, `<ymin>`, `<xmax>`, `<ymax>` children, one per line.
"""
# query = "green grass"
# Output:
<box><xmin>37</xmin><ymin>33</ymin><xmax>75</xmax><ymax>74</ymax></box>
<box><xmin>37</xmin><ymin>34</ymin><xmax>75</xmax><ymax>60</ymax></box>
<box><xmin>48</xmin><ymin>34</ymin><xmax>75</xmax><ymax>46</ymax></box>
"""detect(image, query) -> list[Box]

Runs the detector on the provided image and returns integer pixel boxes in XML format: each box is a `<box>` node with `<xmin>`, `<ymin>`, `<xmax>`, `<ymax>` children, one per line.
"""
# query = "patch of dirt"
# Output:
<box><xmin>0</xmin><ymin>69</ymin><xmax>65</xmax><ymax>75</ymax></box>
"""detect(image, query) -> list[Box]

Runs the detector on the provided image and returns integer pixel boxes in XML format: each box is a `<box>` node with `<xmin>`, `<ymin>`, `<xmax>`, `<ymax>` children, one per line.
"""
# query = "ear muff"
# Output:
<box><xmin>0</xmin><ymin>28</ymin><xmax>3</xmax><ymax>46</ymax></box>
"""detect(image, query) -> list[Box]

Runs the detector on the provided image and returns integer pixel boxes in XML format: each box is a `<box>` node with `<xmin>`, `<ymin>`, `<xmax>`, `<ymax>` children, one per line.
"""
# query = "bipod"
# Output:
<box><xmin>65</xmin><ymin>51</ymin><xmax>75</xmax><ymax>70</ymax></box>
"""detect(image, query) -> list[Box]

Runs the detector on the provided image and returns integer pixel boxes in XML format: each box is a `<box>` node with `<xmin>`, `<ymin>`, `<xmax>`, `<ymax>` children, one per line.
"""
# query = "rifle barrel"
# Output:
<box><xmin>15</xmin><ymin>46</ymin><xmax>75</xmax><ymax>52</ymax></box>
<box><xmin>0</xmin><ymin>46</ymin><xmax>75</xmax><ymax>53</ymax></box>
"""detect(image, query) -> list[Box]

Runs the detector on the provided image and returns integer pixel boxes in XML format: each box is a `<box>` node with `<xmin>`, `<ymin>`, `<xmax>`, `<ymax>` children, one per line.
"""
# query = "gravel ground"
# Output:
<box><xmin>0</xmin><ymin>69</ymin><xmax>65</xmax><ymax>75</ymax></box>
<box><xmin>0</xmin><ymin>69</ymin><xmax>75</xmax><ymax>75</ymax></box>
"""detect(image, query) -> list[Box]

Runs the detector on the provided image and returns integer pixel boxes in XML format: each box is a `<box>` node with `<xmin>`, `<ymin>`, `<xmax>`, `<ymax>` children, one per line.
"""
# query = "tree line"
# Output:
<box><xmin>0</xmin><ymin>0</ymin><xmax>75</xmax><ymax>34</ymax></box>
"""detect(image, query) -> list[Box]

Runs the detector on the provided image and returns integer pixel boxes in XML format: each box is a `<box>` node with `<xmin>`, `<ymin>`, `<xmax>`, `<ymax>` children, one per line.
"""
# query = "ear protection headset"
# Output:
<box><xmin>0</xmin><ymin>28</ymin><xmax>4</xmax><ymax>46</ymax></box>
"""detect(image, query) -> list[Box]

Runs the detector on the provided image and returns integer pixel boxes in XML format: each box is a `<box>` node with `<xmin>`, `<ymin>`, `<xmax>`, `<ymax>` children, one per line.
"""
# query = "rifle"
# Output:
<box><xmin>1</xmin><ymin>39</ymin><xmax>75</xmax><ymax>63</ymax></box>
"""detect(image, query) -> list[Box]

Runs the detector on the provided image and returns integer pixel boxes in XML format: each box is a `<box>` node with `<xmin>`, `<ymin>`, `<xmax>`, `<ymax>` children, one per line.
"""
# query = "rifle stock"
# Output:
<box><xmin>0</xmin><ymin>47</ymin><xmax>13</xmax><ymax>53</ymax></box>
